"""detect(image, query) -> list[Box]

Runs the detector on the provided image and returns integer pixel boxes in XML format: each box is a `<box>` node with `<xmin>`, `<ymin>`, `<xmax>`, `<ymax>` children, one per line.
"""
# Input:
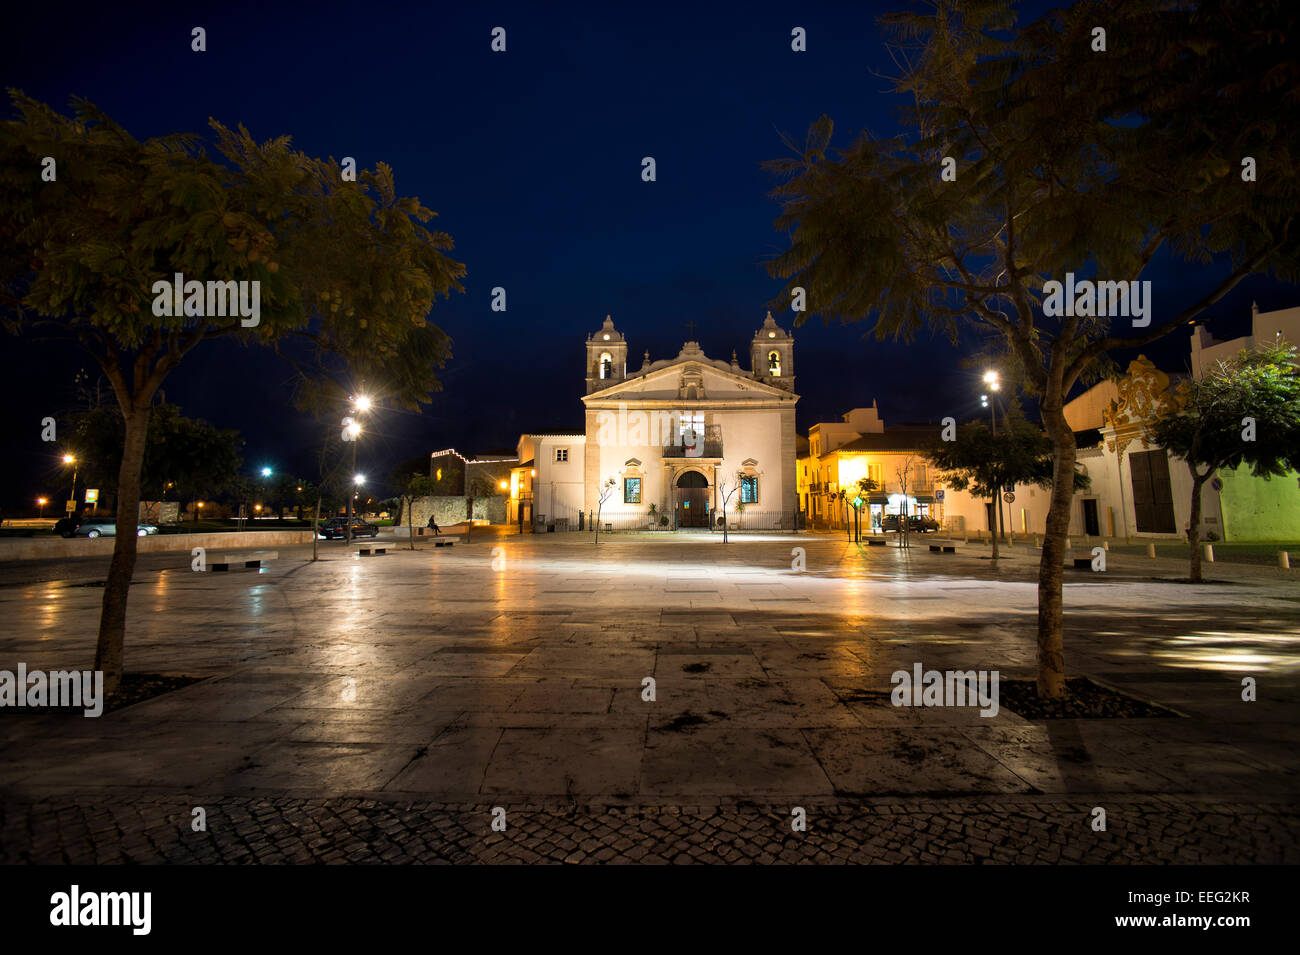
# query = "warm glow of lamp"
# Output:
<box><xmin>983</xmin><ymin>370</ymin><xmax>1000</xmax><ymax>391</ymax></box>
<box><xmin>499</xmin><ymin>480</ymin><xmax>508</xmax><ymax>490</ymax></box>
<box><xmin>62</xmin><ymin>454</ymin><xmax>75</xmax><ymax>464</ymax></box>
<box><xmin>345</xmin><ymin>421</ymin><xmax>362</xmax><ymax>439</ymax></box>
<box><xmin>353</xmin><ymin>395</ymin><xmax>373</xmax><ymax>413</ymax></box>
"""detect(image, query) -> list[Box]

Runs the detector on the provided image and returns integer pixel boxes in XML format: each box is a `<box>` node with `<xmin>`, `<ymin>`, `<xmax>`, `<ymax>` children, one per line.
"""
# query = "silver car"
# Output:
<box><xmin>74</xmin><ymin>521</ymin><xmax>159</xmax><ymax>538</ymax></box>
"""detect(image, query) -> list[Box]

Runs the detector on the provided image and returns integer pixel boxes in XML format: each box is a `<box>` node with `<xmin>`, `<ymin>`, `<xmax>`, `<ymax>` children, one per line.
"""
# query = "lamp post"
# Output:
<box><xmin>344</xmin><ymin>394</ymin><xmax>371</xmax><ymax>543</ymax></box>
<box><xmin>982</xmin><ymin>370</ymin><xmax>1009</xmax><ymax>546</ymax></box>
<box><xmin>61</xmin><ymin>454</ymin><xmax>78</xmax><ymax>515</ymax></box>
<box><xmin>37</xmin><ymin>497</ymin><xmax>47</xmax><ymax>518</ymax></box>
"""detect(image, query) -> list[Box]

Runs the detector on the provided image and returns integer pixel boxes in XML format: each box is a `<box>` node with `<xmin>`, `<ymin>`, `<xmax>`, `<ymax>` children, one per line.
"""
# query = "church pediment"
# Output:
<box><xmin>583</xmin><ymin>359</ymin><xmax>794</xmax><ymax>404</ymax></box>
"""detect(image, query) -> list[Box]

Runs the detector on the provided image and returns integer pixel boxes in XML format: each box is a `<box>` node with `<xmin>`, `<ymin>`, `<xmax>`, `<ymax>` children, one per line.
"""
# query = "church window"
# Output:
<box><xmin>624</xmin><ymin>477</ymin><xmax>642</xmax><ymax>504</ymax></box>
<box><xmin>678</xmin><ymin>413</ymin><xmax>704</xmax><ymax>442</ymax></box>
<box><xmin>740</xmin><ymin>476</ymin><xmax>758</xmax><ymax>504</ymax></box>
<box><xmin>599</xmin><ymin>353</ymin><xmax>613</xmax><ymax>379</ymax></box>
<box><xmin>768</xmin><ymin>351</ymin><xmax>781</xmax><ymax>376</ymax></box>
<box><xmin>555</xmin><ymin>448</ymin><xmax>568</xmax><ymax>463</ymax></box>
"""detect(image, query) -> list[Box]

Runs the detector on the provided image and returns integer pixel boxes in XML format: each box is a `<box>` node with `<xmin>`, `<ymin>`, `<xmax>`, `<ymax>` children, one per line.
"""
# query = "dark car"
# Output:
<box><xmin>53</xmin><ymin>516</ymin><xmax>81</xmax><ymax>538</ymax></box>
<box><xmin>882</xmin><ymin>514</ymin><xmax>939</xmax><ymax>533</ymax></box>
<box><xmin>318</xmin><ymin>517</ymin><xmax>379</xmax><ymax>540</ymax></box>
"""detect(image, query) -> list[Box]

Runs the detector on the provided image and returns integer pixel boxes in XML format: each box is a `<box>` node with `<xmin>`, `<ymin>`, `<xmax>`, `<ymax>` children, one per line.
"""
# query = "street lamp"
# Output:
<box><xmin>261</xmin><ymin>467</ymin><xmax>272</xmax><ymax>478</ymax></box>
<box><xmin>61</xmin><ymin>454</ymin><xmax>78</xmax><ymax>515</ymax></box>
<box><xmin>981</xmin><ymin>371</ymin><xmax>1008</xmax><ymax>545</ymax></box>
<box><xmin>37</xmin><ymin>497</ymin><xmax>47</xmax><ymax>518</ymax></box>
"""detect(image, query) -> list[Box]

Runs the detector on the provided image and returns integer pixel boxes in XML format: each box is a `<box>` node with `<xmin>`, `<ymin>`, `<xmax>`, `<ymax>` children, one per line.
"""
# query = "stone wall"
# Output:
<box><xmin>399</xmin><ymin>495</ymin><xmax>508</xmax><ymax>527</ymax></box>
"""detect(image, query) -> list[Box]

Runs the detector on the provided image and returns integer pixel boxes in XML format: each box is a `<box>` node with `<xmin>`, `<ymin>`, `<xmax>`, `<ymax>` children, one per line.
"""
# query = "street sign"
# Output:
<box><xmin>1003</xmin><ymin>492</ymin><xmax>1015</xmax><ymax>503</ymax></box>
<box><xmin>65</xmin><ymin>500</ymin><xmax>76</xmax><ymax>514</ymax></box>
<box><xmin>1210</xmin><ymin>476</ymin><xmax>1223</xmax><ymax>492</ymax></box>
<box><xmin>935</xmin><ymin>489</ymin><xmax>945</xmax><ymax>501</ymax></box>
<box><xmin>84</xmin><ymin>489</ymin><xmax>99</xmax><ymax>504</ymax></box>
<box><xmin>1002</xmin><ymin>484</ymin><xmax>1015</xmax><ymax>493</ymax></box>
<box><xmin>852</xmin><ymin>497</ymin><xmax>863</xmax><ymax>508</ymax></box>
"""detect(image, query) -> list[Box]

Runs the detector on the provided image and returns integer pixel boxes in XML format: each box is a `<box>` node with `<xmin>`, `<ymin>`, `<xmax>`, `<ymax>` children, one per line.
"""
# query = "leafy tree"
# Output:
<box><xmin>763</xmin><ymin>1</ymin><xmax>1299</xmax><ymax>696</ymax></box>
<box><xmin>389</xmin><ymin>459</ymin><xmax>439</xmax><ymax>550</ymax></box>
<box><xmin>1</xmin><ymin>94</ymin><xmax>464</xmax><ymax>692</ymax></box>
<box><xmin>63</xmin><ymin>390</ymin><xmax>244</xmax><ymax>510</ymax></box>
<box><xmin>1151</xmin><ymin>342</ymin><xmax>1300</xmax><ymax>582</ymax></box>
<box><xmin>925</xmin><ymin>409</ymin><xmax>1087</xmax><ymax>559</ymax></box>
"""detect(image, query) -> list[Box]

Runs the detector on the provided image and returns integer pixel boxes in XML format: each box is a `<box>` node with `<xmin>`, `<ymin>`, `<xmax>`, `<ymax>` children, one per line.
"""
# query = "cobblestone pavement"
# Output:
<box><xmin>2</xmin><ymin>794</ymin><xmax>1296</xmax><ymax>864</ymax></box>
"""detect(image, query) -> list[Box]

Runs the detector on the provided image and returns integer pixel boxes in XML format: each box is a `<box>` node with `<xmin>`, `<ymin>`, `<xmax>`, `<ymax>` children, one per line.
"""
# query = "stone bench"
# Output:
<box><xmin>433</xmin><ymin>539</ymin><xmax>455</xmax><ymax>548</ymax></box>
<box><xmin>358</xmin><ymin>545</ymin><xmax>388</xmax><ymax>556</ymax></box>
<box><xmin>929</xmin><ymin>544</ymin><xmax>957</xmax><ymax>553</ymax></box>
<box><xmin>208</xmin><ymin>550</ymin><xmax>278</xmax><ymax>572</ymax></box>
<box><xmin>1070</xmin><ymin>557</ymin><xmax>1093</xmax><ymax>569</ymax></box>
<box><xmin>866</xmin><ymin>539</ymin><xmax>886</xmax><ymax>547</ymax></box>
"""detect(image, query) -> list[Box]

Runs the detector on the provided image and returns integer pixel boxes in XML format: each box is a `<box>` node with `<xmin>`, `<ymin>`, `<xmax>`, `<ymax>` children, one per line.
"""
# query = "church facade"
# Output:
<box><xmin>509</xmin><ymin>313</ymin><xmax>800</xmax><ymax>531</ymax></box>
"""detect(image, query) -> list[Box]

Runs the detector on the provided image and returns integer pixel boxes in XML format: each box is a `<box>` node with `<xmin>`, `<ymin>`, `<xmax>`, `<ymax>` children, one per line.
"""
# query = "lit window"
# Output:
<box><xmin>555</xmin><ymin>448</ymin><xmax>568</xmax><ymax>463</ymax></box>
<box><xmin>435</xmin><ymin>468</ymin><xmax>442</xmax><ymax>481</ymax></box>
<box><xmin>678</xmin><ymin>413</ymin><xmax>704</xmax><ymax>442</ymax></box>
<box><xmin>740</xmin><ymin>476</ymin><xmax>758</xmax><ymax>504</ymax></box>
<box><xmin>624</xmin><ymin>477</ymin><xmax>641</xmax><ymax>504</ymax></box>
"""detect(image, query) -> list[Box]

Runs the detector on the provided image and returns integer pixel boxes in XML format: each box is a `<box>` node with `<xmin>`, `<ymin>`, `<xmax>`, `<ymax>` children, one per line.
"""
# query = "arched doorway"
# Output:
<box><xmin>675</xmin><ymin>470</ymin><xmax>710</xmax><ymax>528</ymax></box>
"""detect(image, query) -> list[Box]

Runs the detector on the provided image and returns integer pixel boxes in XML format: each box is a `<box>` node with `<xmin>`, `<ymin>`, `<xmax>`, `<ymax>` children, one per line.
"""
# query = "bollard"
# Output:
<box><xmin>1102</xmin><ymin>540</ymin><xmax>1109</xmax><ymax>551</ymax></box>
<box><xmin>1203</xmin><ymin>543</ymin><xmax>1214</xmax><ymax>562</ymax></box>
<box><xmin>1279</xmin><ymin>551</ymin><xmax>1290</xmax><ymax>570</ymax></box>
<box><xmin>1147</xmin><ymin>543</ymin><xmax>1157</xmax><ymax>558</ymax></box>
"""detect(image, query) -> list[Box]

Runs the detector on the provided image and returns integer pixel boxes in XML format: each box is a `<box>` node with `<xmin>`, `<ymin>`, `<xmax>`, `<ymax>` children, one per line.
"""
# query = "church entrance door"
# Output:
<box><xmin>675</xmin><ymin>470</ymin><xmax>710</xmax><ymax>528</ymax></box>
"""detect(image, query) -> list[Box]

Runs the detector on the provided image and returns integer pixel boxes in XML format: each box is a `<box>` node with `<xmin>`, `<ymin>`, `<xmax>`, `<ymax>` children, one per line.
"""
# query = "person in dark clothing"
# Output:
<box><xmin>426</xmin><ymin>515</ymin><xmax>439</xmax><ymax>536</ymax></box>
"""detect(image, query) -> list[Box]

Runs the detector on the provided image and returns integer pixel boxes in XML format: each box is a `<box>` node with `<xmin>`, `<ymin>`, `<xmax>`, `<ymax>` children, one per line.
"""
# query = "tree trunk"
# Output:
<box><xmin>406</xmin><ymin>494</ymin><xmax>415</xmax><ymax>550</ymax></box>
<box><xmin>1187</xmin><ymin>468</ymin><xmax>1206</xmax><ymax>583</ymax></box>
<box><xmin>1035</xmin><ymin>411</ymin><xmax>1077</xmax><ymax>699</ymax></box>
<box><xmin>93</xmin><ymin>405</ymin><xmax>150</xmax><ymax>696</ymax></box>
<box><xmin>990</xmin><ymin>497</ymin><xmax>1000</xmax><ymax>560</ymax></box>
<box><xmin>312</xmin><ymin>494</ymin><xmax>321</xmax><ymax>561</ymax></box>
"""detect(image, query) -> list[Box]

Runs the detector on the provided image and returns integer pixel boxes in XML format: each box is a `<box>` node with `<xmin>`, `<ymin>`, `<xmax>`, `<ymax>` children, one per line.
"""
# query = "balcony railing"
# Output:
<box><xmin>661</xmin><ymin>441</ymin><xmax>724</xmax><ymax>458</ymax></box>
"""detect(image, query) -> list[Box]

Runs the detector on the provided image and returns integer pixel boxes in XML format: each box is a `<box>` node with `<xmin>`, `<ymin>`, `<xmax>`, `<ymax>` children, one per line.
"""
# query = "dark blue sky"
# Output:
<box><xmin>3</xmin><ymin>0</ymin><xmax>1294</xmax><ymax>506</ymax></box>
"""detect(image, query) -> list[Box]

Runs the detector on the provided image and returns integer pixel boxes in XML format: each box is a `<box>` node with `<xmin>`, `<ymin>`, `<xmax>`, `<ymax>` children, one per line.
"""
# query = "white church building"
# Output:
<box><xmin>508</xmin><ymin>313</ymin><xmax>800</xmax><ymax>531</ymax></box>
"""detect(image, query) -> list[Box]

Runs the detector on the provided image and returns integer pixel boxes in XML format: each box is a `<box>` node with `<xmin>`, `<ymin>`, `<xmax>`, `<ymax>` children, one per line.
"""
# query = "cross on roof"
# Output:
<box><xmin>685</xmin><ymin>319</ymin><xmax>697</xmax><ymax>339</ymax></box>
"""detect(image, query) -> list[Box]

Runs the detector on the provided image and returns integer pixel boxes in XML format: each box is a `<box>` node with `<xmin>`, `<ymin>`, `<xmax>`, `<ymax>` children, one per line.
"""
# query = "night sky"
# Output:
<box><xmin>3</xmin><ymin>0</ymin><xmax>1296</xmax><ymax>508</ymax></box>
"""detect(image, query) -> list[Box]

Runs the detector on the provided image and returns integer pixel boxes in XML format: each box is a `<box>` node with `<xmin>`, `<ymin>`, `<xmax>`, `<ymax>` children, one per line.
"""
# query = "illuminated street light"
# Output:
<box><xmin>61</xmin><ymin>454</ymin><xmax>78</xmax><ymax>513</ymax></box>
<box><xmin>36</xmin><ymin>497</ymin><xmax>47</xmax><ymax>518</ymax></box>
<box><xmin>983</xmin><ymin>370</ymin><xmax>1001</xmax><ymax>391</ymax></box>
<box><xmin>354</xmin><ymin>474</ymin><xmax>366</xmax><ymax>486</ymax></box>
<box><xmin>352</xmin><ymin>394</ymin><xmax>373</xmax><ymax>413</ymax></box>
<box><xmin>261</xmin><ymin>467</ymin><xmax>272</xmax><ymax>478</ymax></box>
<box><xmin>345</xmin><ymin>421</ymin><xmax>362</xmax><ymax>440</ymax></box>
<box><xmin>499</xmin><ymin>480</ymin><xmax>508</xmax><ymax>490</ymax></box>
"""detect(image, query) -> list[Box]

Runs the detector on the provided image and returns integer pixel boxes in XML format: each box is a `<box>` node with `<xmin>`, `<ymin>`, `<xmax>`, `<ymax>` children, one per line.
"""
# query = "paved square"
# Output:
<box><xmin>1</xmin><ymin>531</ymin><xmax>1297</xmax><ymax>863</ymax></box>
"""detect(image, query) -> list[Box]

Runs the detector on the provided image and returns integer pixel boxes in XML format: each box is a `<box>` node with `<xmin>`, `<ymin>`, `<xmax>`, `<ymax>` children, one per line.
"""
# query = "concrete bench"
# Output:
<box><xmin>208</xmin><ymin>550</ymin><xmax>278</xmax><ymax>572</ymax></box>
<box><xmin>1070</xmin><ymin>557</ymin><xmax>1093</xmax><ymax>569</ymax></box>
<box><xmin>358</xmin><ymin>545</ymin><xmax>388</xmax><ymax>556</ymax></box>
<box><xmin>867</xmin><ymin>539</ymin><xmax>886</xmax><ymax>547</ymax></box>
<box><xmin>929</xmin><ymin>544</ymin><xmax>957</xmax><ymax>553</ymax></box>
<box><xmin>433</xmin><ymin>539</ymin><xmax>455</xmax><ymax>548</ymax></box>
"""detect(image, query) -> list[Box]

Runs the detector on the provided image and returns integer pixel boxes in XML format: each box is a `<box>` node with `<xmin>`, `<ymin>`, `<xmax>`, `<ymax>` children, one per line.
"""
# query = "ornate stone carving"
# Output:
<box><xmin>1102</xmin><ymin>355</ymin><xmax>1174</xmax><ymax>457</ymax></box>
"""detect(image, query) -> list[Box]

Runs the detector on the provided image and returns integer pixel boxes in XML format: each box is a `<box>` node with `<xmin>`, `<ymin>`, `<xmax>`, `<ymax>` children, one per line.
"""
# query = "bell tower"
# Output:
<box><xmin>750</xmin><ymin>311</ymin><xmax>794</xmax><ymax>392</ymax></box>
<box><xmin>586</xmin><ymin>315</ymin><xmax>628</xmax><ymax>394</ymax></box>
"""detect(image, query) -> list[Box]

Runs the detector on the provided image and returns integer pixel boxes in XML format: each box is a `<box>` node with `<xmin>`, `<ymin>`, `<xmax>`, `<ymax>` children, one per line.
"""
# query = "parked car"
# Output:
<box><xmin>318</xmin><ymin>517</ymin><xmax>379</xmax><ymax>540</ymax></box>
<box><xmin>881</xmin><ymin>514</ymin><xmax>939</xmax><ymax>533</ymax></box>
<box><xmin>72</xmin><ymin>521</ymin><xmax>158</xmax><ymax>538</ymax></box>
<box><xmin>52</xmin><ymin>516</ymin><xmax>81</xmax><ymax>538</ymax></box>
